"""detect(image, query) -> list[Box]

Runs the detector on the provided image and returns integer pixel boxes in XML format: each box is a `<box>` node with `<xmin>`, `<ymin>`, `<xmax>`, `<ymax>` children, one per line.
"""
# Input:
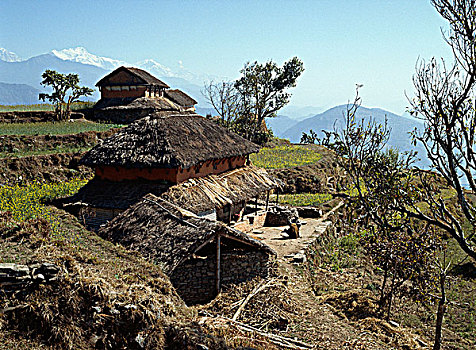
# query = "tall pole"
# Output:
<box><xmin>216</xmin><ymin>235</ymin><xmax>221</xmax><ymax>295</ymax></box>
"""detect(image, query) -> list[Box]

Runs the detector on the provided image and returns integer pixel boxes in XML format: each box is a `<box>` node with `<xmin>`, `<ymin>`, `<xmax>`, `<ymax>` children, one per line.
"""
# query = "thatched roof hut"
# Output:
<box><xmin>80</xmin><ymin>114</ymin><xmax>260</xmax><ymax>169</ymax></box>
<box><xmin>99</xmin><ymin>194</ymin><xmax>276</xmax><ymax>304</ymax></box>
<box><xmin>96</xmin><ymin>66</ymin><xmax>169</xmax><ymax>89</ymax></box>
<box><xmin>99</xmin><ymin>194</ymin><xmax>274</xmax><ymax>275</ymax></box>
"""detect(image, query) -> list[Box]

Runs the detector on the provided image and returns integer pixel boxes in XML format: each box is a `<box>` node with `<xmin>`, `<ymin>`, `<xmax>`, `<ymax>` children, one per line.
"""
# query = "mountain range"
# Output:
<box><xmin>0</xmin><ymin>47</ymin><xmax>219</xmax><ymax>105</ymax></box>
<box><xmin>269</xmin><ymin>105</ymin><xmax>428</xmax><ymax>166</ymax></box>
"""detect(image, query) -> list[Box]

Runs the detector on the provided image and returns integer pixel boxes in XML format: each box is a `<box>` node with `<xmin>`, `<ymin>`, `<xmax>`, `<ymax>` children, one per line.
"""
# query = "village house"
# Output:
<box><xmin>99</xmin><ymin>194</ymin><xmax>276</xmax><ymax>305</ymax></box>
<box><xmin>59</xmin><ymin>113</ymin><xmax>277</xmax><ymax>230</ymax></box>
<box><xmin>92</xmin><ymin>66</ymin><xmax>197</xmax><ymax>123</ymax></box>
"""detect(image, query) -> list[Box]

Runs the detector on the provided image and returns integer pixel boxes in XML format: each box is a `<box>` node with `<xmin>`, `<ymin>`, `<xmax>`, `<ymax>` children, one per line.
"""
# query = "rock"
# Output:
<box><xmin>265</xmin><ymin>206</ymin><xmax>299</xmax><ymax>226</ymax></box>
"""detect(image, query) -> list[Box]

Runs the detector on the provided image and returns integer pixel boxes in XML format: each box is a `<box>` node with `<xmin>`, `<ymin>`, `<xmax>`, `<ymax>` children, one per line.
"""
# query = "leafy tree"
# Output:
<box><xmin>204</xmin><ymin>57</ymin><xmax>304</xmax><ymax>144</ymax></box>
<box><xmin>39</xmin><ymin>70</ymin><xmax>93</xmax><ymax>120</ymax></box>
<box><xmin>235</xmin><ymin>57</ymin><xmax>304</xmax><ymax>143</ymax></box>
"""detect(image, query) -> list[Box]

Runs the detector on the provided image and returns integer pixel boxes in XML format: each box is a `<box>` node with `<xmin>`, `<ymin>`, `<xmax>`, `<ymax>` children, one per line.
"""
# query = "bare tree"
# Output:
<box><xmin>409</xmin><ymin>0</ymin><xmax>476</xmax><ymax>261</ymax></box>
<box><xmin>202</xmin><ymin>81</ymin><xmax>241</xmax><ymax>128</ymax></box>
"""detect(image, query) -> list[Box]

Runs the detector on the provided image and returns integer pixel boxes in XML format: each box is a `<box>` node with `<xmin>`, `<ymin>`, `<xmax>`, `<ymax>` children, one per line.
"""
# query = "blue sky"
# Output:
<box><xmin>1</xmin><ymin>0</ymin><xmax>451</xmax><ymax>114</ymax></box>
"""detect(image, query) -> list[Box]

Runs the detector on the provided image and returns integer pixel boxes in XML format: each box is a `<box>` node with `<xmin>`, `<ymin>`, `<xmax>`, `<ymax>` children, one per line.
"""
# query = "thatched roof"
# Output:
<box><xmin>57</xmin><ymin>178</ymin><xmax>171</xmax><ymax>210</ymax></box>
<box><xmin>161</xmin><ymin>165</ymin><xmax>279</xmax><ymax>214</ymax></box>
<box><xmin>164</xmin><ymin>89</ymin><xmax>197</xmax><ymax>107</ymax></box>
<box><xmin>99</xmin><ymin>194</ymin><xmax>275</xmax><ymax>274</ymax></box>
<box><xmin>96</xmin><ymin>66</ymin><xmax>169</xmax><ymax>88</ymax></box>
<box><xmin>80</xmin><ymin>114</ymin><xmax>260</xmax><ymax>169</ymax></box>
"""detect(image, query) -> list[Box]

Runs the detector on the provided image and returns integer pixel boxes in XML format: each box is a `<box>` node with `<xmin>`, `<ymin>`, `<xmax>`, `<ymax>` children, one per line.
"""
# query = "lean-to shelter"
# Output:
<box><xmin>99</xmin><ymin>194</ymin><xmax>276</xmax><ymax>304</ymax></box>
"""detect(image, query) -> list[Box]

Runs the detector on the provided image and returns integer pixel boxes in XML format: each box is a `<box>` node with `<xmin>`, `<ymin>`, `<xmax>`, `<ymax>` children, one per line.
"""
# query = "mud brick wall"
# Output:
<box><xmin>170</xmin><ymin>250</ymin><xmax>275</xmax><ymax>305</ymax></box>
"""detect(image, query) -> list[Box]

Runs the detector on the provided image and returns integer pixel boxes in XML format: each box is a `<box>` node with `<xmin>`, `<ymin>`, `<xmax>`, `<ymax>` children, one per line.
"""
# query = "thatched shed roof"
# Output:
<box><xmin>105</xmin><ymin>96</ymin><xmax>181</xmax><ymax>111</ymax></box>
<box><xmin>161</xmin><ymin>165</ymin><xmax>279</xmax><ymax>214</ymax></box>
<box><xmin>80</xmin><ymin>114</ymin><xmax>260</xmax><ymax>169</ymax></box>
<box><xmin>96</xmin><ymin>66</ymin><xmax>169</xmax><ymax>88</ymax></box>
<box><xmin>99</xmin><ymin>194</ymin><xmax>275</xmax><ymax>274</ymax></box>
<box><xmin>164</xmin><ymin>89</ymin><xmax>197</xmax><ymax>107</ymax></box>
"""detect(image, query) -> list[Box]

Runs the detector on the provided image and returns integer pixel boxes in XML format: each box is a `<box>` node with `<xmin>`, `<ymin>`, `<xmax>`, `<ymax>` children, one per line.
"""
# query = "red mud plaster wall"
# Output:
<box><xmin>95</xmin><ymin>156</ymin><xmax>247</xmax><ymax>183</ymax></box>
<box><xmin>100</xmin><ymin>87</ymin><xmax>146</xmax><ymax>99</ymax></box>
<box><xmin>176</xmin><ymin>157</ymin><xmax>246</xmax><ymax>183</ymax></box>
<box><xmin>96</xmin><ymin>166</ymin><xmax>179</xmax><ymax>182</ymax></box>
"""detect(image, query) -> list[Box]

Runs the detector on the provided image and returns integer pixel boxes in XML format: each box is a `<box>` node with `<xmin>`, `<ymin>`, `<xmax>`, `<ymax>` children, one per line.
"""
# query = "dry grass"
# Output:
<box><xmin>0</xmin><ymin>209</ymin><xmax>188</xmax><ymax>349</ymax></box>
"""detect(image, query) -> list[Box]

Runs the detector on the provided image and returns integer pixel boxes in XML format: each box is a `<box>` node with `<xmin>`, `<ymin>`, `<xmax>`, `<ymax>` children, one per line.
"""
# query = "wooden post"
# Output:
<box><xmin>276</xmin><ymin>189</ymin><xmax>279</xmax><ymax>204</ymax></box>
<box><xmin>216</xmin><ymin>235</ymin><xmax>221</xmax><ymax>295</ymax></box>
<box><xmin>255</xmin><ymin>196</ymin><xmax>258</xmax><ymax>211</ymax></box>
<box><xmin>265</xmin><ymin>190</ymin><xmax>270</xmax><ymax>211</ymax></box>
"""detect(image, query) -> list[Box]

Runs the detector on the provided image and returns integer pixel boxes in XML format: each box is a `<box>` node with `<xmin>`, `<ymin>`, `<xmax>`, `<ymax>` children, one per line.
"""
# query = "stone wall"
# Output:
<box><xmin>91</xmin><ymin>108</ymin><xmax>153</xmax><ymax>124</ymax></box>
<box><xmin>0</xmin><ymin>111</ymin><xmax>85</xmax><ymax>123</ymax></box>
<box><xmin>233</xmin><ymin>210</ymin><xmax>268</xmax><ymax>233</ymax></box>
<box><xmin>170</xmin><ymin>250</ymin><xmax>275</xmax><ymax>305</ymax></box>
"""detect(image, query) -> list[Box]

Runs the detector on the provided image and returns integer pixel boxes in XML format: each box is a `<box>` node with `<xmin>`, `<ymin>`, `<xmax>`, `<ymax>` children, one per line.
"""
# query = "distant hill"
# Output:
<box><xmin>0</xmin><ymin>82</ymin><xmax>41</xmax><ymax>105</ymax></box>
<box><xmin>279</xmin><ymin>105</ymin><xmax>324</xmax><ymax>120</ymax></box>
<box><xmin>281</xmin><ymin>105</ymin><xmax>428</xmax><ymax>165</ymax></box>
<box><xmin>266</xmin><ymin>115</ymin><xmax>299</xmax><ymax>138</ymax></box>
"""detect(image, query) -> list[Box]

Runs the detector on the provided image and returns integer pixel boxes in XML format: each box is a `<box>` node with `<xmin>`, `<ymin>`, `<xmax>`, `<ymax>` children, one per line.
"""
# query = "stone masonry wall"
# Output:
<box><xmin>170</xmin><ymin>250</ymin><xmax>274</xmax><ymax>305</ymax></box>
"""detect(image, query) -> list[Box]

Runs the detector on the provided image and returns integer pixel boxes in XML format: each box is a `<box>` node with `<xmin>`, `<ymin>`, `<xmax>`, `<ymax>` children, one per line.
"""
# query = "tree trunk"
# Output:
<box><xmin>433</xmin><ymin>271</ymin><xmax>447</xmax><ymax>350</ymax></box>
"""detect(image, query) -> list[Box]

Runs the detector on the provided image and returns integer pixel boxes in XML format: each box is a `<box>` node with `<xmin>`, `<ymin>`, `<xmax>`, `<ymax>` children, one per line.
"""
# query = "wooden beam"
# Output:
<box><xmin>265</xmin><ymin>190</ymin><xmax>270</xmax><ymax>211</ymax></box>
<box><xmin>216</xmin><ymin>235</ymin><xmax>221</xmax><ymax>295</ymax></box>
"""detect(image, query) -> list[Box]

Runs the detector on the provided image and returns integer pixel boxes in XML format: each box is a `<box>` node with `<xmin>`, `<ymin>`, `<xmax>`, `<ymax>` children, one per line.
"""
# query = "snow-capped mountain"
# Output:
<box><xmin>0</xmin><ymin>46</ymin><xmax>215</xmax><ymax>106</ymax></box>
<box><xmin>51</xmin><ymin>47</ymin><xmax>127</xmax><ymax>71</ymax></box>
<box><xmin>0</xmin><ymin>48</ymin><xmax>22</xmax><ymax>62</ymax></box>
<box><xmin>136</xmin><ymin>59</ymin><xmax>175</xmax><ymax>77</ymax></box>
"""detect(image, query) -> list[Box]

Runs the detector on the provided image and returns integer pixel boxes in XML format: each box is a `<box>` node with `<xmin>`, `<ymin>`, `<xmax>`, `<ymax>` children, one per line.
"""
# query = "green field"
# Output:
<box><xmin>0</xmin><ymin>147</ymin><xmax>89</xmax><ymax>158</ymax></box>
<box><xmin>0</xmin><ymin>101</ymin><xmax>95</xmax><ymax>112</ymax></box>
<box><xmin>0</xmin><ymin>121</ymin><xmax>122</xmax><ymax>136</ymax></box>
<box><xmin>271</xmin><ymin>192</ymin><xmax>332</xmax><ymax>206</ymax></box>
<box><xmin>250</xmin><ymin>145</ymin><xmax>322</xmax><ymax>169</ymax></box>
<box><xmin>0</xmin><ymin>179</ymin><xmax>87</xmax><ymax>234</ymax></box>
